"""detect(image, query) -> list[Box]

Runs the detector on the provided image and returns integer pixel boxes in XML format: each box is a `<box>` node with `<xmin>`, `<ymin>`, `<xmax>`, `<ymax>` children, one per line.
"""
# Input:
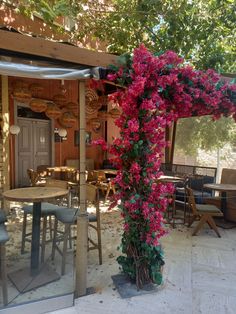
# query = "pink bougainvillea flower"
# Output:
<box><xmin>105</xmin><ymin>43</ymin><xmax>236</xmax><ymax>286</ymax></box>
<box><xmin>91</xmin><ymin>138</ymin><xmax>108</xmax><ymax>151</ymax></box>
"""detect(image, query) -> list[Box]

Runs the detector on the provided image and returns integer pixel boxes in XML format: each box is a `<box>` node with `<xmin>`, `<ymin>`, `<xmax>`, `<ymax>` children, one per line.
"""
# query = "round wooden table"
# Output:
<box><xmin>204</xmin><ymin>183</ymin><xmax>236</xmax><ymax>217</ymax></box>
<box><xmin>94</xmin><ymin>169</ymin><xmax>118</xmax><ymax>176</ymax></box>
<box><xmin>3</xmin><ymin>187</ymin><xmax>68</xmax><ymax>275</ymax></box>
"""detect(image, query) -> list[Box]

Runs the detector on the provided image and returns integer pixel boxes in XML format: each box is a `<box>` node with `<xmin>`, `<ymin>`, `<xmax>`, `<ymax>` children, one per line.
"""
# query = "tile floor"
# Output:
<box><xmin>48</xmin><ymin>220</ymin><xmax>236</xmax><ymax>314</ymax></box>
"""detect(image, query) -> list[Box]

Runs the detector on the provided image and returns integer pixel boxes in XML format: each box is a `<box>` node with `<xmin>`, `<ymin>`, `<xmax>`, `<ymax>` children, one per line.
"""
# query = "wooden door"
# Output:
<box><xmin>33</xmin><ymin>121</ymin><xmax>51</xmax><ymax>168</ymax></box>
<box><xmin>17</xmin><ymin>118</ymin><xmax>51</xmax><ymax>187</ymax></box>
<box><xmin>17</xmin><ymin>119</ymin><xmax>34</xmax><ymax>187</ymax></box>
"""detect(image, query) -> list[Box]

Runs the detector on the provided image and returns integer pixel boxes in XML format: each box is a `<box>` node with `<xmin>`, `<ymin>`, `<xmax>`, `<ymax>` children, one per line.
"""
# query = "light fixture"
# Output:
<box><xmin>10</xmin><ymin>125</ymin><xmax>20</xmax><ymax>135</ymax></box>
<box><xmin>58</xmin><ymin>128</ymin><xmax>67</xmax><ymax>137</ymax></box>
<box><xmin>60</xmin><ymin>80</ymin><xmax>67</xmax><ymax>94</ymax></box>
<box><xmin>58</xmin><ymin>128</ymin><xmax>67</xmax><ymax>166</ymax></box>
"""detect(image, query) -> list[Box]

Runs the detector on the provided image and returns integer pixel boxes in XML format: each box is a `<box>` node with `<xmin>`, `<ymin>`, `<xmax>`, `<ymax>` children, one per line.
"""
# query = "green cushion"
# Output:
<box><xmin>55</xmin><ymin>208</ymin><xmax>97</xmax><ymax>224</ymax></box>
<box><xmin>22</xmin><ymin>202</ymin><xmax>68</xmax><ymax>216</ymax></box>
<box><xmin>0</xmin><ymin>210</ymin><xmax>7</xmax><ymax>223</ymax></box>
<box><xmin>56</xmin><ymin>208</ymin><xmax>77</xmax><ymax>224</ymax></box>
<box><xmin>196</xmin><ymin>204</ymin><xmax>222</xmax><ymax>214</ymax></box>
<box><xmin>0</xmin><ymin>225</ymin><xmax>9</xmax><ymax>243</ymax></box>
<box><xmin>89</xmin><ymin>214</ymin><xmax>97</xmax><ymax>222</ymax></box>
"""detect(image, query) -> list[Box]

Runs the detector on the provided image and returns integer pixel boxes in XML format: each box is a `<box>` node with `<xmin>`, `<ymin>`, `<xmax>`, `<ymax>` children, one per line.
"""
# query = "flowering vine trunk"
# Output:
<box><xmin>102</xmin><ymin>45</ymin><xmax>236</xmax><ymax>289</ymax></box>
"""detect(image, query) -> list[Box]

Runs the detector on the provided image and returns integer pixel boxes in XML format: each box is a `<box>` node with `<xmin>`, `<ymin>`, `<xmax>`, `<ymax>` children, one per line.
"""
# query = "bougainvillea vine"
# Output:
<box><xmin>94</xmin><ymin>45</ymin><xmax>236</xmax><ymax>289</ymax></box>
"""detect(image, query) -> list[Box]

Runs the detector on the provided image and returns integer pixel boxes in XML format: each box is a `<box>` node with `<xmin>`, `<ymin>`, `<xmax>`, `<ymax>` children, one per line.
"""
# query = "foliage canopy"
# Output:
<box><xmin>175</xmin><ymin>116</ymin><xmax>236</xmax><ymax>156</ymax></box>
<box><xmin>10</xmin><ymin>0</ymin><xmax>236</xmax><ymax>72</ymax></box>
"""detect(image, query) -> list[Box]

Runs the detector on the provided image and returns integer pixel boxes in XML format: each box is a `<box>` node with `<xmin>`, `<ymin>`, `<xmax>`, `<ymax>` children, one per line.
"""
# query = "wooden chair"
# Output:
<box><xmin>21</xmin><ymin>179</ymin><xmax>69</xmax><ymax>263</ymax></box>
<box><xmin>52</xmin><ymin>184</ymin><xmax>102</xmax><ymax>275</ymax></box>
<box><xmin>186</xmin><ymin>187</ymin><xmax>223</xmax><ymax>237</ymax></box>
<box><xmin>36</xmin><ymin>165</ymin><xmax>52</xmax><ymax>179</ymax></box>
<box><xmin>27</xmin><ymin>168</ymin><xmax>46</xmax><ymax>187</ymax></box>
<box><xmin>95</xmin><ymin>170</ymin><xmax>116</xmax><ymax>202</ymax></box>
<box><xmin>0</xmin><ymin>211</ymin><xmax>9</xmax><ymax>306</ymax></box>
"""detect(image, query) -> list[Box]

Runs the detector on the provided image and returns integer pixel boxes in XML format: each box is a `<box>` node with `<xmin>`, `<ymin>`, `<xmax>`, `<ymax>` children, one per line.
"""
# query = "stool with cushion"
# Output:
<box><xmin>21</xmin><ymin>179</ymin><xmax>69</xmax><ymax>263</ymax></box>
<box><xmin>52</xmin><ymin>184</ymin><xmax>102</xmax><ymax>275</ymax></box>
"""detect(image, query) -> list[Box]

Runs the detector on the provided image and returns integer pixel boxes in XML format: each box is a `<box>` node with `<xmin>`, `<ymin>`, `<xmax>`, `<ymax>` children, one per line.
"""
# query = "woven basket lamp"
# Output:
<box><xmin>97</xmin><ymin>111</ymin><xmax>110</xmax><ymax>121</ymax></box>
<box><xmin>53</xmin><ymin>94</ymin><xmax>67</xmax><ymax>108</ymax></box>
<box><xmin>45</xmin><ymin>103</ymin><xmax>62</xmax><ymax>119</ymax></box>
<box><xmin>85</xmin><ymin>88</ymin><xmax>99</xmax><ymax>104</ymax></box>
<box><xmin>29</xmin><ymin>83</ymin><xmax>44</xmax><ymax>97</ymax></box>
<box><xmin>29</xmin><ymin>99</ymin><xmax>47</xmax><ymax>113</ymax></box>
<box><xmin>59</xmin><ymin>111</ymin><xmax>77</xmax><ymax>128</ymax></box>
<box><xmin>12</xmin><ymin>87</ymin><xmax>32</xmax><ymax>103</ymax></box>
<box><xmin>66</xmin><ymin>102</ymin><xmax>79</xmax><ymax>117</ymax></box>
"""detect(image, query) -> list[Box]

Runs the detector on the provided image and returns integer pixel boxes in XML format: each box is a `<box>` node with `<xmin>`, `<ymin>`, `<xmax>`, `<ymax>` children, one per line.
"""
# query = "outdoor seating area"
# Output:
<box><xmin>0</xmin><ymin>166</ymin><xmax>119</xmax><ymax>306</ymax></box>
<box><xmin>2</xmin><ymin>195</ymin><xmax>236</xmax><ymax>313</ymax></box>
<box><xmin>0</xmin><ymin>7</ymin><xmax>235</xmax><ymax>313</ymax></box>
<box><xmin>3</xmin><ymin>166</ymin><xmax>236</xmax><ymax>287</ymax></box>
<box><xmin>161</xmin><ymin>163</ymin><xmax>217</xmax><ymax>205</ymax></box>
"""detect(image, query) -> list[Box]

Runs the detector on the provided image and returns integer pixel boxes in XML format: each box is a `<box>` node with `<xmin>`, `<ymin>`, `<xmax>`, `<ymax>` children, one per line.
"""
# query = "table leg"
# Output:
<box><xmin>31</xmin><ymin>202</ymin><xmax>41</xmax><ymax>275</ymax></box>
<box><xmin>221</xmin><ymin>191</ymin><xmax>227</xmax><ymax>217</ymax></box>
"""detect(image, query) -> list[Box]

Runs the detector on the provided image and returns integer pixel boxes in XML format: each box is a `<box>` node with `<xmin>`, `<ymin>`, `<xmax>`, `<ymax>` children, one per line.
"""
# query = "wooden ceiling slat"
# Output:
<box><xmin>0</xmin><ymin>30</ymin><xmax>117</xmax><ymax>68</ymax></box>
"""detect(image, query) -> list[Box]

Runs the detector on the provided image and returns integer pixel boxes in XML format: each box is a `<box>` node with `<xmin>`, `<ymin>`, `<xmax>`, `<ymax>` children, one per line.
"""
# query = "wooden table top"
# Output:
<box><xmin>204</xmin><ymin>183</ymin><xmax>236</xmax><ymax>192</ymax></box>
<box><xmin>3</xmin><ymin>187</ymin><xmax>68</xmax><ymax>203</ymax></box>
<box><xmin>95</xmin><ymin>169</ymin><xmax>118</xmax><ymax>175</ymax></box>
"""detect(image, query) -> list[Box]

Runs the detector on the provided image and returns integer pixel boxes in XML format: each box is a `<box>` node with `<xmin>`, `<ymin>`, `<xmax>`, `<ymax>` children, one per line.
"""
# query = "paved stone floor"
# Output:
<box><xmin>49</xmin><ymin>220</ymin><xmax>236</xmax><ymax>314</ymax></box>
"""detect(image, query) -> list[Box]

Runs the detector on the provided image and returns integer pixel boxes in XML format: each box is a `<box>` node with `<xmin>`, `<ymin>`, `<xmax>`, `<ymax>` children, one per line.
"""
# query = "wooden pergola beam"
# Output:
<box><xmin>0</xmin><ymin>30</ymin><xmax>117</xmax><ymax>68</ymax></box>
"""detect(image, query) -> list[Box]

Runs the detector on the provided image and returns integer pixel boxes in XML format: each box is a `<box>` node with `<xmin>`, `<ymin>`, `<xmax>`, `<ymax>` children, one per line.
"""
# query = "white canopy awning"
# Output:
<box><xmin>0</xmin><ymin>60</ymin><xmax>100</xmax><ymax>80</ymax></box>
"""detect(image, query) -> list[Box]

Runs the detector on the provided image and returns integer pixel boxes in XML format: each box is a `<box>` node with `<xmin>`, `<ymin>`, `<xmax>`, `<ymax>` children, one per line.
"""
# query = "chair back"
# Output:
<box><xmin>37</xmin><ymin>165</ymin><xmax>51</xmax><ymax>177</ymax></box>
<box><xmin>45</xmin><ymin>179</ymin><xmax>69</xmax><ymax>206</ymax></box>
<box><xmin>86</xmin><ymin>184</ymin><xmax>99</xmax><ymax>204</ymax></box>
<box><xmin>87</xmin><ymin>170</ymin><xmax>98</xmax><ymax>183</ymax></box>
<box><xmin>185</xmin><ymin>187</ymin><xmax>198</xmax><ymax>215</ymax></box>
<box><xmin>97</xmin><ymin>171</ymin><xmax>107</xmax><ymax>183</ymax></box>
<box><xmin>64</xmin><ymin>169</ymin><xmax>78</xmax><ymax>183</ymax></box>
<box><xmin>27</xmin><ymin>168</ymin><xmax>40</xmax><ymax>186</ymax></box>
<box><xmin>86</xmin><ymin>184</ymin><xmax>100</xmax><ymax>221</ymax></box>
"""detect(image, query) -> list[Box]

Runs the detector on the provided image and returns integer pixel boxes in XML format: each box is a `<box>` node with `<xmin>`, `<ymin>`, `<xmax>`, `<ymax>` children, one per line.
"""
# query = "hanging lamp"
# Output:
<box><xmin>29</xmin><ymin>99</ymin><xmax>47</xmax><ymax>113</ymax></box>
<box><xmin>45</xmin><ymin>103</ymin><xmax>62</xmax><ymax>119</ymax></box>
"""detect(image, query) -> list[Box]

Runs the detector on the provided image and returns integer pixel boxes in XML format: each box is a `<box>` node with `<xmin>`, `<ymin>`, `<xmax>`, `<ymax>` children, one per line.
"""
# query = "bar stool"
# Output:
<box><xmin>52</xmin><ymin>184</ymin><xmax>102</xmax><ymax>275</ymax></box>
<box><xmin>21</xmin><ymin>179</ymin><xmax>69</xmax><ymax>263</ymax></box>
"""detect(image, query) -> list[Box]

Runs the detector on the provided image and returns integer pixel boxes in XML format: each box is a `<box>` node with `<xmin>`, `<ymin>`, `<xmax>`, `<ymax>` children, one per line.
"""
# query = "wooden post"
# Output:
<box><xmin>75</xmin><ymin>80</ymin><xmax>88</xmax><ymax>297</ymax></box>
<box><xmin>165</xmin><ymin>126</ymin><xmax>171</xmax><ymax>165</ymax></box>
<box><xmin>170</xmin><ymin>121</ymin><xmax>177</xmax><ymax>164</ymax></box>
<box><xmin>1</xmin><ymin>76</ymin><xmax>10</xmax><ymax>206</ymax></box>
